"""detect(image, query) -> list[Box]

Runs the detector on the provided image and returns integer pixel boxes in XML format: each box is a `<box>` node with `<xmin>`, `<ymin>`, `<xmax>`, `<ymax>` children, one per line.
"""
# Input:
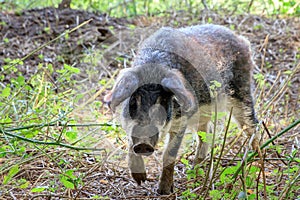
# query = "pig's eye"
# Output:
<box><xmin>149</xmin><ymin>104</ymin><xmax>167</xmax><ymax>123</ymax></box>
<box><xmin>129</xmin><ymin>95</ymin><xmax>141</xmax><ymax>118</ymax></box>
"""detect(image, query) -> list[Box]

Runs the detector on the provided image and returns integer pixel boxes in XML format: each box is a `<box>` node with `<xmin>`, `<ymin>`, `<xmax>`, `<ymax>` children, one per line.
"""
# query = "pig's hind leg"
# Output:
<box><xmin>194</xmin><ymin>118</ymin><xmax>212</xmax><ymax>165</ymax></box>
<box><xmin>229</xmin><ymin>97</ymin><xmax>259</xmax><ymax>150</ymax></box>
<box><xmin>191</xmin><ymin>104</ymin><xmax>212</xmax><ymax>165</ymax></box>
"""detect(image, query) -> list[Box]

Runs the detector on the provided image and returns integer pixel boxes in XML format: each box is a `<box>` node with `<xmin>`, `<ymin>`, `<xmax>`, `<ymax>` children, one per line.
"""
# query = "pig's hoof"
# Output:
<box><xmin>132</xmin><ymin>172</ymin><xmax>147</xmax><ymax>185</ymax></box>
<box><xmin>157</xmin><ymin>183</ymin><xmax>174</xmax><ymax>195</ymax></box>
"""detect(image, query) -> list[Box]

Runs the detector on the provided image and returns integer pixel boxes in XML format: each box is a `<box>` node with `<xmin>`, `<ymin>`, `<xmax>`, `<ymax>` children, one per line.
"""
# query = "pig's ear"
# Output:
<box><xmin>104</xmin><ymin>70</ymin><xmax>139</xmax><ymax>111</ymax></box>
<box><xmin>161</xmin><ymin>71</ymin><xmax>196</xmax><ymax>113</ymax></box>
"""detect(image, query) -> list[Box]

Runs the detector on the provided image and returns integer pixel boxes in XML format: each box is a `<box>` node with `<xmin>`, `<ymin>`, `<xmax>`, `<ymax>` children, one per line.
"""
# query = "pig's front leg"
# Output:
<box><xmin>158</xmin><ymin>130</ymin><xmax>185</xmax><ymax>194</ymax></box>
<box><xmin>128</xmin><ymin>152</ymin><xmax>146</xmax><ymax>185</ymax></box>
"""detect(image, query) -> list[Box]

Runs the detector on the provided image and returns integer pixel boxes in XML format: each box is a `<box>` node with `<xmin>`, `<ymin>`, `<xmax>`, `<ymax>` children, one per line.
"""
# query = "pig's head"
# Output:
<box><xmin>104</xmin><ymin>65</ymin><xmax>196</xmax><ymax>156</ymax></box>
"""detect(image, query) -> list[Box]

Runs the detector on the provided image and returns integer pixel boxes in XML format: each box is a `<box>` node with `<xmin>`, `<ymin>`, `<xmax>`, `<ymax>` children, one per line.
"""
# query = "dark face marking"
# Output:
<box><xmin>128</xmin><ymin>84</ymin><xmax>172</xmax><ymax>148</ymax></box>
<box><xmin>129</xmin><ymin>84</ymin><xmax>172</xmax><ymax>124</ymax></box>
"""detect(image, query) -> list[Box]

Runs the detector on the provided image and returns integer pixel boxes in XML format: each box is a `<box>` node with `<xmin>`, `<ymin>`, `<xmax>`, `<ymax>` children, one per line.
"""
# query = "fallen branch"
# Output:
<box><xmin>232</xmin><ymin>118</ymin><xmax>300</xmax><ymax>179</ymax></box>
<box><xmin>5</xmin><ymin>122</ymin><xmax>119</xmax><ymax>132</ymax></box>
<box><xmin>0</xmin><ymin>128</ymin><xmax>106</xmax><ymax>152</ymax></box>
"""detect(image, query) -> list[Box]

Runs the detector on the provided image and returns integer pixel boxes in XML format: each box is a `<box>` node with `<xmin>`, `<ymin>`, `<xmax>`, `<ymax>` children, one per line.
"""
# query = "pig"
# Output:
<box><xmin>104</xmin><ymin>24</ymin><xmax>259</xmax><ymax>195</ymax></box>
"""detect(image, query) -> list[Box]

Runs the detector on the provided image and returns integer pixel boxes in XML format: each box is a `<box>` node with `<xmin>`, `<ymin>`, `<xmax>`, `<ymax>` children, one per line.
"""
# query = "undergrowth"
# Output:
<box><xmin>0</xmin><ymin>2</ymin><xmax>299</xmax><ymax>199</ymax></box>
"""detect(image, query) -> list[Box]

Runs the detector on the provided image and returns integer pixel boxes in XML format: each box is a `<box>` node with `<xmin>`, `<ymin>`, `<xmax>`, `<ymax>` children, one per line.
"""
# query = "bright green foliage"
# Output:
<box><xmin>65</xmin><ymin>129</ymin><xmax>78</xmax><ymax>142</ymax></box>
<box><xmin>59</xmin><ymin>169</ymin><xmax>82</xmax><ymax>190</ymax></box>
<box><xmin>210</xmin><ymin>190</ymin><xmax>222</xmax><ymax>199</ymax></box>
<box><xmin>197</xmin><ymin>131</ymin><xmax>207</xmax><ymax>143</ymax></box>
<box><xmin>1</xmin><ymin>0</ymin><xmax>299</xmax><ymax>17</ymax></box>
<box><xmin>3</xmin><ymin>37</ymin><xmax>9</xmax><ymax>43</ymax></box>
<box><xmin>220</xmin><ymin>165</ymin><xmax>239</xmax><ymax>183</ymax></box>
<box><xmin>60</xmin><ymin>175</ymin><xmax>75</xmax><ymax>189</ymax></box>
<box><xmin>18</xmin><ymin>178</ymin><xmax>30</xmax><ymax>189</ymax></box>
<box><xmin>254</xmin><ymin>73</ymin><xmax>265</xmax><ymax>88</ymax></box>
<box><xmin>209</xmin><ymin>80</ymin><xmax>222</xmax><ymax>98</ymax></box>
<box><xmin>0</xmin><ymin>56</ymin><xmax>91</xmax><ymax>195</ymax></box>
<box><xmin>2</xmin><ymin>165</ymin><xmax>19</xmax><ymax>185</ymax></box>
<box><xmin>181</xmin><ymin>158</ymin><xmax>189</xmax><ymax>166</ymax></box>
<box><xmin>1</xmin><ymin>87</ymin><xmax>11</xmax><ymax>97</ymax></box>
<box><xmin>31</xmin><ymin>187</ymin><xmax>47</xmax><ymax>192</ymax></box>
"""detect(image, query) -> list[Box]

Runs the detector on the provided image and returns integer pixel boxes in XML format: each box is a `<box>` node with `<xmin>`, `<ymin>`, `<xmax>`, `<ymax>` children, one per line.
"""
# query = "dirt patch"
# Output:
<box><xmin>0</xmin><ymin>7</ymin><xmax>128</xmax><ymax>83</ymax></box>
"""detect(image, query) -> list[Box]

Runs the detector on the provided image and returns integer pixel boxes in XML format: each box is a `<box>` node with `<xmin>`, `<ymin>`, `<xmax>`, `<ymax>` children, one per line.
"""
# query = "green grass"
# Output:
<box><xmin>1</xmin><ymin>0</ymin><xmax>300</xmax><ymax>17</ymax></box>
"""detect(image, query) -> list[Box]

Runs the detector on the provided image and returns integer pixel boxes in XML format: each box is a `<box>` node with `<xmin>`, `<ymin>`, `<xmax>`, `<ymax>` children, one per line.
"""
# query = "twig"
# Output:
<box><xmin>201</xmin><ymin>0</ymin><xmax>209</xmax><ymax>10</ymax></box>
<box><xmin>74</xmin><ymin>69</ymin><xmax>120</xmax><ymax>112</ymax></box>
<box><xmin>213</xmin><ymin>157</ymin><xmax>296</xmax><ymax>162</ymax></box>
<box><xmin>56</xmin><ymin>120</ymin><xmax>68</xmax><ymax>143</ymax></box>
<box><xmin>202</xmin><ymin>94</ymin><xmax>219</xmax><ymax>198</ymax></box>
<box><xmin>30</xmin><ymin>193</ymin><xmax>70</xmax><ymax>200</ymax></box>
<box><xmin>264</xmin><ymin>71</ymin><xmax>281</xmax><ymax>100</ymax></box>
<box><xmin>232</xmin><ymin>118</ymin><xmax>300</xmax><ymax>179</ymax></box>
<box><xmin>254</xmin><ymin>34</ymin><xmax>269</xmax><ymax>100</ymax></box>
<box><xmin>0</xmin><ymin>149</ymin><xmax>62</xmax><ymax>175</ymax></box>
<box><xmin>262</xmin><ymin>121</ymin><xmax>287</xmax><ymax>165</ymax></box>
<box><xmin>259</xmin><ymin>148</ymin><xmax>267</xmax><ymax>199</ymax></box>
<box><xmin>256</xmin><ymin>168</ymin><xmax>261</xmax><ymax>200</ymax></box>
<box><xmin>206</xmin><ymin>107</ymin><xmax>233</xmax><ymax>196</ymax></box>
<box><xmin>247</xmin><ymin>0</ymin><xmax>254</xmax><ymax>13</ymax></box>
<box><xmin>0</xmin><ymin>128</ymin><xmax>105</xmax><ymax>152</ymax></box>
<box><xmin>5</xmin><ymin>122</ymin><xmax>119</xmax><ymax>132</ymax></box>
<box><xmin>2</xmin><ymin>19</ymin><xmax>93</xmax><ymax>73</ymax></box>
<box><xmin>278</xmin><ymin>167</ymin><xmax>300</xmax><ymax>200</ymax></box>
<box><xmin>192</xmin><ymin>113</ymin><xmax>247</xmax><ymax>195</ymax></box>
<box><xmin>262</xmin><ymin>62</ymin><xmax>300</xmax><ymax>116</ymax></box>
<box><xmin>74</xmin><ymin>161</ymin><xmax>107</xmax><ymax>199</ymax></box>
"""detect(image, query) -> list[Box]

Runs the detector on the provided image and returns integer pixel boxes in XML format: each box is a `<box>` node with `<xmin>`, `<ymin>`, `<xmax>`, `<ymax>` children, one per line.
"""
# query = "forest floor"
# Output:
<box><xmin>0</xmin><ymin>7</ymin><xmax>299</xmax><ymax>199</ymax></box>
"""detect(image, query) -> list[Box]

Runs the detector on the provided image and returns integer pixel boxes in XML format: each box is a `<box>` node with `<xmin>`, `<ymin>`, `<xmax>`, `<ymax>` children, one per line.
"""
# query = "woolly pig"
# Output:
<box><xmin>105</xmin><ymin>24</ymin><xmax>259</xmax><ymax>194</ymax></box>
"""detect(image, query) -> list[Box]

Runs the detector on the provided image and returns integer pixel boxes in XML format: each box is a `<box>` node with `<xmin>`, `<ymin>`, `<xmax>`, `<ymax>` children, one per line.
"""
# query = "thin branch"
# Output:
<box><xmin>207</xmin><ymin>107</ymin><xmax>233</xmax><ymax>195</ymax></box>
<box><xmin>202</xmin><ymin>92</ymin><xmax>219</xmax><ymax>198</ymax></box>
<box><xmin>2</xmin><ymin>19</ymin><xmax>93</xmax><ymax>74</ymax></box>
<box><xmin>0</xmin><ymin>128</ymin><xmax>105</xmax><ymax>152</ymax></box>
<box><xmin>232</xmin><ymin>118</ymin><xmax>300</xmax><ymax>179</ymax></box>
<box><xmin>5</xmin><ymin>122</ymin><xmax>119</xmax><ymax>132</ymax></box>
<box><xmin>262</xmin><ymin>62</ymin><xmax>300</xmax><ymax>115</ymax></box>
<box><xmin>247</xmin><ymin>0</ymin><xmax>254</xmax><ymax>13</ymax></box>
<box><xmin>201</xmin><ymin>0</ymin><xmax>209</xmax><ymax>10</ymax></box>
<box><xmin>21</xmin><ymin>19</ymin><xmax>93</xmax><ymax>63</ymax></box>
<box><xmin>262</xmin><ymin>121</ymin><xmax>287</xmax><ymax>165</ymax></box>
<box><xmin>279</xmin><ymin>168</ymin><xmax>300</xmax><ymax>199</ymax></box>
<box><xmin>0</xmin><ymin>150</ymin><xmax>63</xmax><ymax>175</ymax></box>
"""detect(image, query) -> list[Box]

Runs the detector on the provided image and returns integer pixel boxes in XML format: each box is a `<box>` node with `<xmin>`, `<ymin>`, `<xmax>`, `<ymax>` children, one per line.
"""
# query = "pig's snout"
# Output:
<box><xmin>133</xmin><ymin>143</ymin><xmax>154</xmax><ymax>156</ymax></box>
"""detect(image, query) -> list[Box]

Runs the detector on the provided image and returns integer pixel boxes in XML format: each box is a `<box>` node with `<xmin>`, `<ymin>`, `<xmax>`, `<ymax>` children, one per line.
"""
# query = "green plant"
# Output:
<box><xmin>1</xmin><ymin>0</ymin><xmax>299</xmax><ymax>17</ymax></box>
<box><xmin>0</xmin><ymin>20</ymin><xmax>117</xmax><ymax>198</ymax></box>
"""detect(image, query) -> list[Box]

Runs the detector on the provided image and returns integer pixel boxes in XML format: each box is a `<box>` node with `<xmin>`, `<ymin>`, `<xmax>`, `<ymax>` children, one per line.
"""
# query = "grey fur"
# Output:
<box><xmin>105</xmin><ymin>24</ymin><xmax>259</xmax><ymax>195</ymax></box>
